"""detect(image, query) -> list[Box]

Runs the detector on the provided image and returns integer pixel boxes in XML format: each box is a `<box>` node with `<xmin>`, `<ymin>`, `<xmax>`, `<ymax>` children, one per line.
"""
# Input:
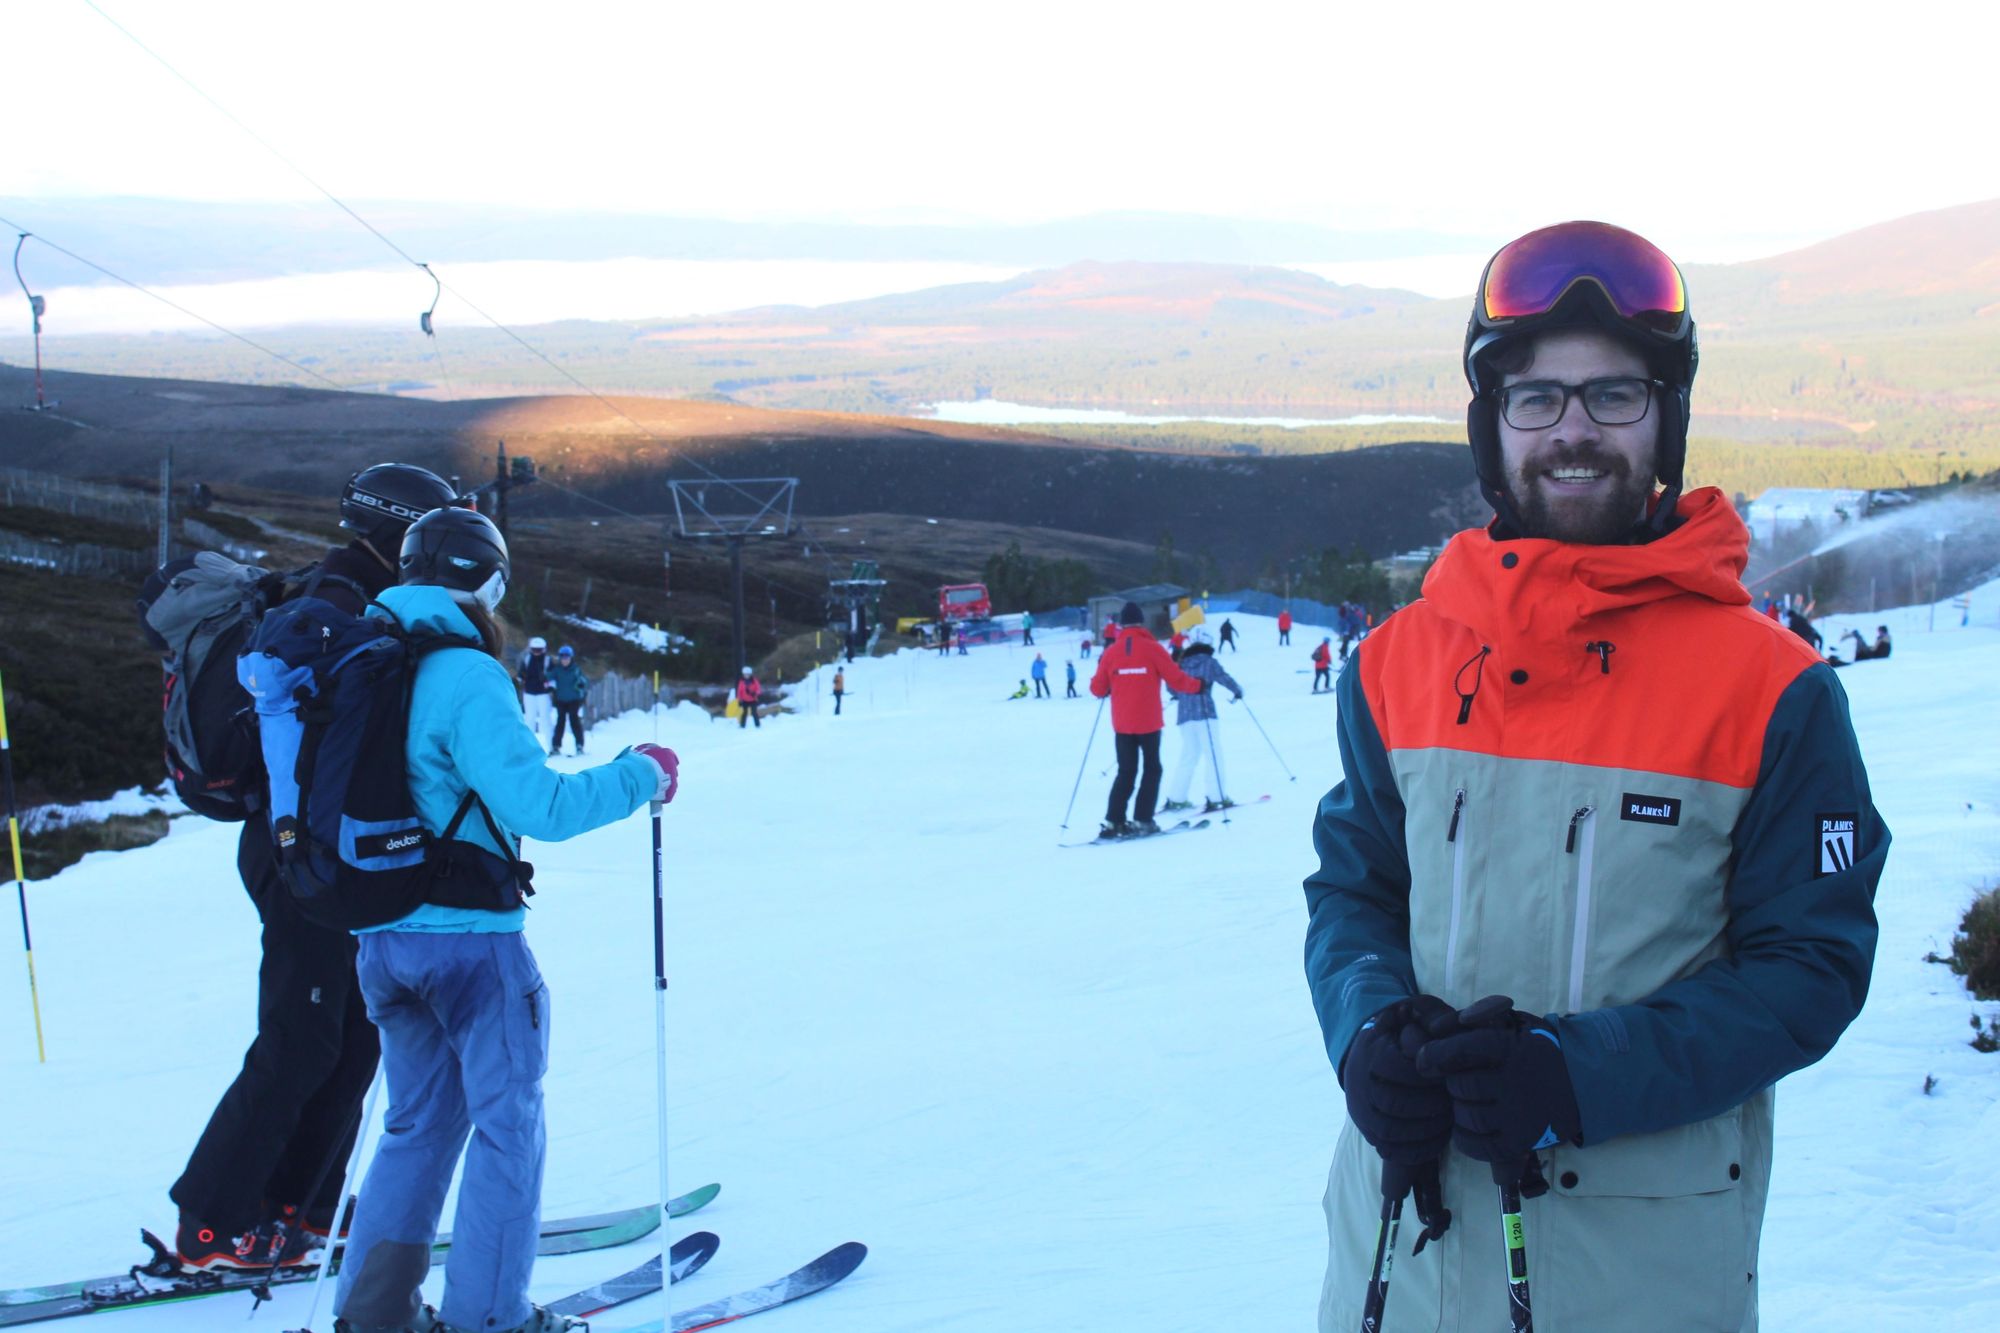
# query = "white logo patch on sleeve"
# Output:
<box><xmin>1817</xmin><ymin>813</ymin><xmax>1857</xmax><ymax>876</ymax></box>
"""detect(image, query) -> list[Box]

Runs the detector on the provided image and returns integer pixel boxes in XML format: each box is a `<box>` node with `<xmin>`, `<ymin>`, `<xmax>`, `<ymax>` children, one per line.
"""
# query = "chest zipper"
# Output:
<box><xmin>1565</xmin><ymin>806</ymin><xmax>1596</xmax><ymax>1013</ymax></box>
<box><xmin>1445</xmin><ymin>789</ymin><xmax>1468</xmax><ymax>996</ymax></box>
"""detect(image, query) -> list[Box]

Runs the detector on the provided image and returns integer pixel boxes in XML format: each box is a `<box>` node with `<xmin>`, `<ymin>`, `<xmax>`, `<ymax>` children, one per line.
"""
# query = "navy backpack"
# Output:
<box><xmin>239</xmin><ymin>596</ymin><xmax>534</xmax><ymax>931</ymax></box>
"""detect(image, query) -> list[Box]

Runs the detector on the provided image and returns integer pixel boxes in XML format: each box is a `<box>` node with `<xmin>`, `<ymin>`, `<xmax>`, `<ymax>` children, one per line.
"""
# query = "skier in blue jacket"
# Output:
<box><xmin>332</xmin><ymin>508</ymin><xmax>679</xmax><ymax>1333</ymax></box>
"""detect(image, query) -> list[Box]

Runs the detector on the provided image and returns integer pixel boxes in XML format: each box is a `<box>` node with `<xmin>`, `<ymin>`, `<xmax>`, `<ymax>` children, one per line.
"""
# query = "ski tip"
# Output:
<box><xmin>822</xmin><ymin>1241</ymin><xmax>869</xmax><ymax>1277</ymax></box>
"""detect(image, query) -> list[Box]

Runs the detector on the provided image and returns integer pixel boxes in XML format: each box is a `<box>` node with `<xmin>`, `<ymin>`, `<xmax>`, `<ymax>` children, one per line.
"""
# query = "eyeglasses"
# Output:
<box><xmin>1496</xmin><ymin>377</ymin><xmax>1661</xmax><ymax>430</ymax></box>
<box><xmin>1477</xmin><ymin>221</ymin><xmax>1688</xmax><ymax>338</ymax></box>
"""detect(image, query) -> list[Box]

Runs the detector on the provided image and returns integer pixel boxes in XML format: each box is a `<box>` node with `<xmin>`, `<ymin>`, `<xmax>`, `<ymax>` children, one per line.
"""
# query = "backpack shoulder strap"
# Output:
<box><xmin>296</xmin><ymin>565</ymin><xmax>368</xmax><ymax>608</ymax></box>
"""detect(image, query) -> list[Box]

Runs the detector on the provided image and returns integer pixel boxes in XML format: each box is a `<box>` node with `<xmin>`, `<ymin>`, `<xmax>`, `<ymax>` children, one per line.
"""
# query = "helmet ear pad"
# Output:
<box><xmin>1467</xmin><ymin>395</ymin><xmax>1528</xmax><ymax>539</ymax></box>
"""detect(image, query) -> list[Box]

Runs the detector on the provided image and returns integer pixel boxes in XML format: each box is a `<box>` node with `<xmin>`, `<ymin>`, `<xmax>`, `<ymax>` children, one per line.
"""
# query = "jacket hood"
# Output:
<box><xmin>1422</xmin><ymin>486</ymin><xmax>1749</xmax><ymax>637</ymax></box>
<box><xmin>373</xmin><ymin>584</ymin><xmax>482</xmax><ymax>640</ymax></box>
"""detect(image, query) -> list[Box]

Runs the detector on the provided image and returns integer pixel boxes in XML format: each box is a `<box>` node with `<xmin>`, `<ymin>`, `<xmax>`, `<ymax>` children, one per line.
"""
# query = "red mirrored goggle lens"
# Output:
<box><xmin>1480</xmin><ymin>221</ymin><xmax>1686</xmax><ymax>334</ymax></box>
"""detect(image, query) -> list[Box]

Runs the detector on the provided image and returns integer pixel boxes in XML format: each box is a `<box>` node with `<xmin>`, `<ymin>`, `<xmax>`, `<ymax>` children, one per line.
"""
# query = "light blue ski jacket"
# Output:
<box><xmin>365</xmin><ymin>585</ymin><xmax>657</xmax><ymax>933</ymax></box>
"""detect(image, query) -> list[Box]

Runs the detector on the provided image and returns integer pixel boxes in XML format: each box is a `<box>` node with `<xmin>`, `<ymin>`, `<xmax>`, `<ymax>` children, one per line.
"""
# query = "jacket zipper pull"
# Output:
<box><xmin>1566</xmin><ymin>805</ymin><xmax>1594</xmax><ymax>854</ymax></box>
<box><xmin>1447</xmin><ymin>789</ymin><xmax>1465</xmax><ymax>842</ymax></box>
<box><xmin>1452</xmin><ymin>646</ymin><xmax>1491</xmax><ymax>726</ymax></box>
<box><xmin>1585</xmin><ymin>641</ymin><xmax>1615</xmax><ymax>674</ymax></box>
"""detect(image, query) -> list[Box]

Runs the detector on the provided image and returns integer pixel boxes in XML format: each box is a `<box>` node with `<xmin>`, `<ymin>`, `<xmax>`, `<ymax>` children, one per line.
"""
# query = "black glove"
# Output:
<box><xmin>1340</xmin><ymin>994</ymin><xmax>1457</xmax><ymax>1165</ymax></box>
<box><xmin>1415</xmin><ymin>994</ymin><xmax>1582</xmax><ymax>1169</ymax></box>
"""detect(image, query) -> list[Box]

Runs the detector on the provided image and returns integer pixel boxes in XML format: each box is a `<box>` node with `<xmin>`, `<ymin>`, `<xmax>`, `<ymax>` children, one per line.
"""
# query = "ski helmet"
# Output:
<box><xmin>398</xmin><ymin>507</ymin><xmax>510</xmax><ymax>612</ymax></box>
<box><xmin>1463</xmin><ymin>221</ymin><xmax>1698</xmax><ymax>537</ymax></box>
<box><xmin>340</xmin><ymin>463</ymin><xmax>461</xmax><ymax>548</ymax></box>
<box><xmin>741</xmin><ymin>665</ymin><xmax>753</xmax><ymax>677</ymax></box>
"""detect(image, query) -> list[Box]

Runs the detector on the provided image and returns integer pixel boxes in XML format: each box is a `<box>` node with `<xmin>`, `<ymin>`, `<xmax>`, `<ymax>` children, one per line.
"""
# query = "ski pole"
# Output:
<box><xmin>1203</xmin><ymin>714</ymin><xmax>1229</xmax><ymax>823</ymax></box>
<box><xmin>651</xmin><ymin>800</ymin><xmax>673</xmax><ymax>1329</ymax></box>
<box><xmin>1238</xmin><ymin>699</ymin><xmax>1297</xmax><ymax>782</ymax></box>
<box><xmin>1359</xmin><ymin>1159</ymin><xmax>1414</xmax><ymax>1332</ymax></box>
<box><xmin>1058</xmin><ymin>696</ymin><xmax>1107</xmax><ymax>831</ymax></box>
<box><xmin>1494</xmin><ymin>1156</ymin><xmax>1537</xmax><ymax>1332</ymax></box>
<box><xmin>286</xmin><ymin>1065</ymin><xmax>386</xmax><ymax>1332</ymax></box>
<box><xmin>0</xmin><ymin>670</ymin><xmax>46</xmax><ymax>1062</ymax></box>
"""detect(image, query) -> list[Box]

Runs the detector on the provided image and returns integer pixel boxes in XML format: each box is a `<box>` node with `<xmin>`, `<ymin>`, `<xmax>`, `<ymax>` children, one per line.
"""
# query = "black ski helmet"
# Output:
<box><xmin>340</xmin><ymin>463</ymin><xmax>461</xmax><ymax>549</ymax></box>
<box><xmin>1462</xmin><ymin>221</ymin><xmax>1698</xmax><ymax>537</ymax></box>
<box><xmin>398</xmin><ymin>507</ymin><xmax>511</xmax><ymax>612</ymax></box>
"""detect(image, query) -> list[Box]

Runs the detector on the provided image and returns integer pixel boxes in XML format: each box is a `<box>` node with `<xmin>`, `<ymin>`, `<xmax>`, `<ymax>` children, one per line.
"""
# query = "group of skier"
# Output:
<box><xmin>1086</xmin><ymin>603</ymin><xmax>1244</xmax><ymax>839</ymax></box>
<box><xmin>123</xmin><ymin>215</ymin><xmax>1899</xmax><ymax>1333</ymax></box>
<box><xmin>515</xmin><ymin>636</ymin><xmax>590</xmax><ymax>755</ymax></box>
<box><xmin>152</xmin><ymin>465</ymin><xmax>677</xmax><ymax>1333</ymax></box>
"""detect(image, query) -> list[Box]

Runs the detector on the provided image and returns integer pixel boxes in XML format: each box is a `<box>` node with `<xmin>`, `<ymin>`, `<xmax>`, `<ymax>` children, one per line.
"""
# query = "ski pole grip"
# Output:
<box><xmin>1379</xmin><ymin>1158</ymin><xmax>1424</xmax><ymax>1201</ymax></box>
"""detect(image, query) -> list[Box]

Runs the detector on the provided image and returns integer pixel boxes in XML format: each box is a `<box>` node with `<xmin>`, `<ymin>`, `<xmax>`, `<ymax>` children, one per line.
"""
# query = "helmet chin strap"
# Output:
<box><xmin>358</xmin><ymin>535</ymin><xmax>395</xmax><ymax>572</ymax></box>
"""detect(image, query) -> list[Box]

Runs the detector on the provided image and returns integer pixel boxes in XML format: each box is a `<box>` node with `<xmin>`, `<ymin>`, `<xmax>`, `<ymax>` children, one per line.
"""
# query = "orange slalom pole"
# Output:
<box><xmin>0</xmin><ymin>670</ymin><xmax>47</xmax><ymax>1061</ymax></box>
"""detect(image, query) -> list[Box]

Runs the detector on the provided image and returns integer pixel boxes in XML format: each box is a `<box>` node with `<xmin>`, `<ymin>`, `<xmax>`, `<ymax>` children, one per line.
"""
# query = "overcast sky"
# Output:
<box><xmin>6</xmin><ymin>0</ymin><xmax>1996</xmax><ymax>268</ymax></box>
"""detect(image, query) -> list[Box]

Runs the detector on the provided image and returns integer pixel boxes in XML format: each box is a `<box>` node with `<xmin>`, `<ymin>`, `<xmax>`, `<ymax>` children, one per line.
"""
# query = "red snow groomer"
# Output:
<box><xmin>938</xmin><ymin>583</ymin><xmax>991</xmax><ymax>622</ymax></box>
<box><xmin>933</xmin><ymin>583</ymin><xmax>1009</xmax><ymax>647</ymax></box>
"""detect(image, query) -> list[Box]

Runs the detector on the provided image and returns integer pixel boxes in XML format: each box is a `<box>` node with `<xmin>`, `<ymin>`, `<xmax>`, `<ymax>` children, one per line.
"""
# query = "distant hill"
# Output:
<box><xmin>1734</xmin><ymin>198</ymin><xmax>2000</xmax><ymax>300</ymax></box>
<box><xmin>0</xmin><ymin>365</ymin><xmax>1477</xmax><ymax>577</ymax></box>
<box><xmin>5</xmin><ymin>201</ymin><xmax>1996</xmax><ymax>479</ymax></box>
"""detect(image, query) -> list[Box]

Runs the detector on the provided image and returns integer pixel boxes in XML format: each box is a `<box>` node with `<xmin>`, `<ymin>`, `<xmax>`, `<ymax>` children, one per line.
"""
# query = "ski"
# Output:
<box><xmin>0</xmin><ymin>1193</ymin><xmax>715</xmax><ymax>1328</ymax></box>
<box><xmin>1061</xmin><ymin>818</ymin><xmax>1210</xmax><ymax>848</ymax></box>
<box><xmin>544</xmin><ymin>1231</ymin><xmax>721</xmax><ymax>1319</ymax></box>
<box><xmin>601</xmin><ymin>1241</ymin><xmax>867</xmax><ymax>1332</ymax></box>
<box><xmin>663</xmin><ymin>1183</ymin><xmax>723</xmax><ymax>1223</ymax></box>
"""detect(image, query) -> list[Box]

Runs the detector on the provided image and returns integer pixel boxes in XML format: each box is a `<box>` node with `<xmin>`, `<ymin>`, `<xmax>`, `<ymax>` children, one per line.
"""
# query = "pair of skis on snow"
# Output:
<box><xmin>0</xmin><ymin>1182</ymin><xmax>867</xmax><ymax>1332</ymax></box>
<box><xmin>1061</xmin><ymin>793</ymin><xmax>1273</xmax><ymax>847</ymax></box>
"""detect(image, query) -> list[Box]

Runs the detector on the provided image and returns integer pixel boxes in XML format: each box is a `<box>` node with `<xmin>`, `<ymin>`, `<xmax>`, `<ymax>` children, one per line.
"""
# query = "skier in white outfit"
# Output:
<box><xmin>1160</xmin><ymin>630</ymin><xmax>1244</xmax><ymax>814</ymax></box>
<box><xmin>516</xmin><ymin>635</ymin><xmax>555</xmax><ymax>748</ymax></box>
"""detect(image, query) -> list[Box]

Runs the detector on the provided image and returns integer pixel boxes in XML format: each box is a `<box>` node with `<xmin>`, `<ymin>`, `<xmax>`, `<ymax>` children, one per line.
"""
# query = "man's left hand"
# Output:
<box><xmin>1415</xmin><ymin>996</ymin><xmax>1582</xmax><ymax>1165</ymax></box>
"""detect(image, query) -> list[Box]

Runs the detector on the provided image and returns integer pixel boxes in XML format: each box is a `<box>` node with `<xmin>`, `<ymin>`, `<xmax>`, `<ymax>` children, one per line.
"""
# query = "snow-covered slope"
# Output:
<box><xmin>3</xmin><ymin>591</ymin><xmax>1998</xmax><ymax>1331</ymax></box>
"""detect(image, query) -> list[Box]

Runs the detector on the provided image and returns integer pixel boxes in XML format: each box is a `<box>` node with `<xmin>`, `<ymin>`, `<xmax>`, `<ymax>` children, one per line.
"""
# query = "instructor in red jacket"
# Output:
<box><xmin>1090</xmin><ymin>601</ymin><xmax>1201</xmax><ymax>838</ymax></box>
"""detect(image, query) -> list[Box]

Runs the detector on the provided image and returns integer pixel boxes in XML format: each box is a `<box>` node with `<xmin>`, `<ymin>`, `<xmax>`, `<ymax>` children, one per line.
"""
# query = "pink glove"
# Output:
<box><xmin>633</xmin><ymin>743</ymin><xmax>679</xmax><ymax>804</ymax></box>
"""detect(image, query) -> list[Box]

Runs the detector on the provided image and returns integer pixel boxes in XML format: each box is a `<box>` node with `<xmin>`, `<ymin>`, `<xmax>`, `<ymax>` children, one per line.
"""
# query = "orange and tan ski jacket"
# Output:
<box><xmin>1304</xmin><ymin>487</ymin><xmax>1885</xmax><ymax>1332</ymax></box>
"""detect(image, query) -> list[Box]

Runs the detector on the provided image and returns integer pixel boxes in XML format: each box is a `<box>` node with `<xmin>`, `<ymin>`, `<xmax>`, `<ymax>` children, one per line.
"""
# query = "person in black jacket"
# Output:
<box><xmin>171</xmin><ymin>463</ymin><xmax>462</xmax><ymax>1271</ymax></box>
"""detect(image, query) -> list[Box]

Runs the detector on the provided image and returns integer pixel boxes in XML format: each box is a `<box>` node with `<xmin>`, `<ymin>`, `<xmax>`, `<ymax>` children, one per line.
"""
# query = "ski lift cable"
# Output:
<box><xmin>0</xmin><ymin>215</ymin><xmax>350</xmax><ymax>392</ymax></box>
<box><xmin>80</xmin><ymin>0</ymin><xmax>425</xmax><ymax>270</ymax></box>
<box><xmin>77</xmin><ymin>0</ymin><xmax>849</xmax><ymax>575</ymax></box>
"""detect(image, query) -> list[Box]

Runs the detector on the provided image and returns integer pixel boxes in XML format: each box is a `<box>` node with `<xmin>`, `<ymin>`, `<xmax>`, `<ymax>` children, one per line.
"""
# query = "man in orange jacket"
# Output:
<box><xmin>1303</xmin><ymin>222</ymin><xmax>1884</xmax><ymax>1331</ymax></box>
<box><xmin>1089</xmin><ymin>601</ymin><xmax>1201</xmax><ymax>838</ymax></box>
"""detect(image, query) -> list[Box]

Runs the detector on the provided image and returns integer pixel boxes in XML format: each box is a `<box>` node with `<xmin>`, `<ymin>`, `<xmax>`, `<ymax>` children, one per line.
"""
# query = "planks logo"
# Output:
<box><xmin>1817</xmin><ymin>813</ymin><xmax>1858</xmax><ymax>877</ymax></box>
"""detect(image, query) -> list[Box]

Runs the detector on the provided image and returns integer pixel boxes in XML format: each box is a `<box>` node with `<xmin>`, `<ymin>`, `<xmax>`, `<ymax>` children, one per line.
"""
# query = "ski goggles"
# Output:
<box><xmin>1475</xmin><ymin>221</ymin><xmax>1688</xmax><ymax>338</ymax></box>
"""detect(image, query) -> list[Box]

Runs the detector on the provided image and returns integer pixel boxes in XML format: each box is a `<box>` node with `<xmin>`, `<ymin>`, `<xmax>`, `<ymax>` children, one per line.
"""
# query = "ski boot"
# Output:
<box><xmin>1097</xmin><ymin>819</ymin><xmax>1130</xmax><ymax>841</ymax></box>
<box><xmin>1201</xmin><ymin>798</ymin><xmax>1235</xmax><ymax>814</ymax></box>
<box><xmin>335</xmin><ymin>1307</ymin><xmax>441</xmax><ymax>1333</ymax></box>
<box><xmin>1158</xmin><ymin>799</ymin><xmax>1195</xmax><ymax>813</ymax></box>
<box><xmin>285</xmin><ymin>1196</ymin><xmax>356</xmax><ymax>1244</ymax></box>
<box><xmin>174</xmin><ymin>1214</ymin><xmax>311</xmax><ymax>1271</ymax></box>
<box><xmin>1129</xmin><ymin>818</ymin><xmax>1161</xmax><ymax>837</ymax></box>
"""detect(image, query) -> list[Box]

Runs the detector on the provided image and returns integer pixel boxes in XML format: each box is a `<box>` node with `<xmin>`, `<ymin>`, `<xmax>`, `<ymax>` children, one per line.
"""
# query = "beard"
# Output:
<box><xmin>1505</xmin><ymin>446</ymin><xmax>1656</xmax><ymax>544</ymax></box>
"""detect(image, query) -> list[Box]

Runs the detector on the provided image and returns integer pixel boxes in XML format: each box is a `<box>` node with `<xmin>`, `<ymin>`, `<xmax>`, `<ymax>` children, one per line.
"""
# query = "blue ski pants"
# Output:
<box><xmin>334</xmin><ymin>930</ymin><xmax>549</xmax><ymax>1332</ymax></box>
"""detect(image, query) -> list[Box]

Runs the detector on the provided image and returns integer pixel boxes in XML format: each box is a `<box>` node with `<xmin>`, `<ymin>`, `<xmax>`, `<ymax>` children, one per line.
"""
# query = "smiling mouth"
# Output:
<box><xmin>1545</xmin><ymin>466</ymin><xmax>1610</xmax><ymax>485</ymax></box>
